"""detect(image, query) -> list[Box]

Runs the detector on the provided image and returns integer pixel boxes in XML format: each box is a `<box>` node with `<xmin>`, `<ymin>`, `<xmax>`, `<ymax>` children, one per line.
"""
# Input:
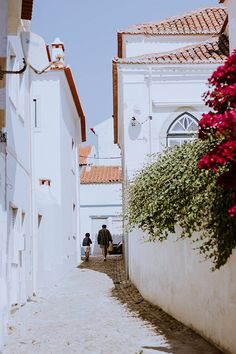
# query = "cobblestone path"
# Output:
<box><xmin>80</xmin><ymin>255</ymin><xmax>222</xmax><ymax>354</ymax></box>
<box><xmin>4</xmin><ymin>255</ymin><xmax>222</xmax><ymax>354</ymax></box>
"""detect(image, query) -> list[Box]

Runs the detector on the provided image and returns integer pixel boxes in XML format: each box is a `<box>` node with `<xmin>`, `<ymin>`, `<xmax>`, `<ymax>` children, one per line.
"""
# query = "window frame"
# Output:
<box><xmin>166</xmin><ymin>112</ymin><xmax>199</xmax><ymax>148</ymax></box>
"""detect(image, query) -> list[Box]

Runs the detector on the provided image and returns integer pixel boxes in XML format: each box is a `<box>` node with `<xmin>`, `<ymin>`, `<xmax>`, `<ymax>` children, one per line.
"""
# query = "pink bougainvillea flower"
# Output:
<box><xmin>198</xmin><ymin>49</ymin><xmax>236</xmax><ymax>217</ymax></box>
<box><xmin>228</xmin><ymin>203</ymin><xmax>236</xmax><ymax>217</ymax></box>
<box><xmin>216</xmin><ymin>167</ymin><xmax>236</xmax><ymax>189</ymax></box>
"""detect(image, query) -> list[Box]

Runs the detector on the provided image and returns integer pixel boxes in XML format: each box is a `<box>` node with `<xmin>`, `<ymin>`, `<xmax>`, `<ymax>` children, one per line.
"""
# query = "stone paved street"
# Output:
<box><xmin>4</xmin><ymin>256</ymin><xmax>222</xmax><ymax>354</ymax></box>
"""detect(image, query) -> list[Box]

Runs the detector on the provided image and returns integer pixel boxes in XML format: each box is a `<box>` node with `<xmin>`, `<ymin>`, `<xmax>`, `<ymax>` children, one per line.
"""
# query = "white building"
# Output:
<box><xmin>113</xmin><ymin>7</ymin><xmax>227</xmax><ymax>178</ymax></box>
<box><xmin>90</xmin><ymin>117</ymin><xmax>121</xmax><ymax>166</ymax></box>
<box><xmin>220</xmin><ymin>0</ymin><xmax>236</xmax><ymax>52</ymax></box>
<box><xmin>31</xmin><ymin>38</ymin><xmax>86</xmax><ymax>288</ymax></box>
<box><xmin>80</xmin><ymin>117</ymin><xmax>122</xmax><ymax>255</ymax></box>
<box><xmin>0</xmin><ymin>0</ymin><xmax>34</xmax><ymax>349</ymax></box>
<box><xmin>113</xmin><ymin>6</ymin><xmax>236</xmax><ymax>353</ymax></box>
<box><xmin>0</xmin><ymin>2</ymin><xmax>86</xmax><ymax>350</ymax></box>
<box><xmin>80</xmin><ymin>165</ymin><xmax>122</xmax><ymax>254</ymax></box>
<box><xmin>79</xmin><ymin>144</ymin><xmax>97</xmax><ymax>169</ymax></box>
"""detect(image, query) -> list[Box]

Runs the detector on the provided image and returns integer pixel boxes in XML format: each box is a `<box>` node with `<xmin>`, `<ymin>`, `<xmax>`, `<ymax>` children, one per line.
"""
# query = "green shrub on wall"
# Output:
<box><xmin>127</xmin><ymin>139</ymin><xmax>236</xmax><ymax>270</ymax></box>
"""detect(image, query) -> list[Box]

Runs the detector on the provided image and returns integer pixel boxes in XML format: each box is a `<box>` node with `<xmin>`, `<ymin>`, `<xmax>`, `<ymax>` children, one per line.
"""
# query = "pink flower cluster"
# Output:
<box><xmin>229</xmin><ymin>203</ymin><xmax>236</xmax><ymax>217</ymax></box>
<box><xmin>198</xmin><ymin>50</ymin><xmax>236</xmax><ymax>217</ymax></box>
<box><xmin>208</xmin><ymin>49</ymin><xmax>236</xmax><ymax>87</ymax></box>
<box><xmin>199</xmin><ymin>110</ymin><xmax>236</xmax><ymax>140</ymax></box>
<box><xmin>198</xmin><ymin>139</ymin><xmax>236</xmax><ymax>174</ymax></box>
<box><xmin>204</xmin><ymin>84</ymin><xmax>236</xmax><ymax>113</ymax></box>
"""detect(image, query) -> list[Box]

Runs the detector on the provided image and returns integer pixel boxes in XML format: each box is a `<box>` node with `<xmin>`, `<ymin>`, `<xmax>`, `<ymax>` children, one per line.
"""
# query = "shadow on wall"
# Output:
<box><xmin>128</xmin><ymin>118</ymin><xmax>142</xmax><ymax>140</ymax></box>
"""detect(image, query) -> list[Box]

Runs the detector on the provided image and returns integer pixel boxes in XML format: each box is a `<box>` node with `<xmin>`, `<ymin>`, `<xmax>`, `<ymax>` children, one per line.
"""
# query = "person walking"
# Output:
<box><xmin>82</xmin><ymin>233</ymin><xmax>92</xmax><ymax>261</ymax></box>
<box><xmin>97</xmin><ymin>225</ymin><xmax>112</xmax><ymax>261</ymax></box>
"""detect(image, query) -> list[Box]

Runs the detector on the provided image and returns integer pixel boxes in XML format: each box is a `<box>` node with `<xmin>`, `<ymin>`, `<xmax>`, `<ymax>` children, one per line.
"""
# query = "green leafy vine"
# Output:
<box><xmin>126</xmin><ymin>140</ymin><xmax>236</xmax><ymax>270</ymax></box>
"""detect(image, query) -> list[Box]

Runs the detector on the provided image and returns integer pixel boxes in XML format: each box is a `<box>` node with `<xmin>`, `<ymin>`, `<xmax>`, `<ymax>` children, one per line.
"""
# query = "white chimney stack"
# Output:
<box><xmin>50</xmin><ymin>37</ymin><xmax>65</xmax><ymax>67</ymax></box>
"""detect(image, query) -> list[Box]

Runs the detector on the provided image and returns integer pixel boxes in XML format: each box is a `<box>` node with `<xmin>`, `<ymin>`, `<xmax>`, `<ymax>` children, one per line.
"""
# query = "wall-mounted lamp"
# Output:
<box><xmin>131</xmin><ymin>116</ymin><xmax>153</xmax><ymax>127</ymax></box>
<box><xmin>131</xmin><ymin>116</ymin><xmax>138</xmax><ymax>127</ymax></box>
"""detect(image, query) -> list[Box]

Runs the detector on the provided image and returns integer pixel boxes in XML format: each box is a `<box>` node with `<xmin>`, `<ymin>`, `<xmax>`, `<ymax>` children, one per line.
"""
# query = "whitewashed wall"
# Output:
<box><xmin>92</xmin><ymin>117</ymin><xmax>121</xmax><ymax>166</ymax></box>
<box><xmin>128</xmin><ymin>228</ymin><xmax>236</xmax><ymax>354</ymax></box>
<box><xmin>123</xmin><ymin>35</ymin><xmax>213</xmax><ymax>58</ymax></box>
<box><xmin>117</xmin><ymin>58</ymin><xmax>234</xmax><ymax>350</ymax></box>
<box><xmin>31</xmin><ymin>70</ymin><xmax>81</xmax><ymax>289</ymax></box>
<box><xmin>80</xmin><ymin>183</ymin><xmax>122</xmax><ymax>253</ymax></box>
<box><xmin>0</xmin><ymin>145</ymin><xmax>7</xmax><ymax>350</ymax></box>
<box><xmin>223</xmin><ymin>0</ymin><xmax>236</xmax><ymax>52</ymax></box>
<box><xmin>0</xmin><ymin>27</ymin><xmax>34</xmax><ymax>352</ymax></box>
<box><xmin>5</xmin><ymin>36</ymin><xmax>33</xmax><ymax>308</ymax></box>
<box><xmin>118</xmin><ymin>64</ymin><xmax>215</xmax><ymax>178</ymax></box>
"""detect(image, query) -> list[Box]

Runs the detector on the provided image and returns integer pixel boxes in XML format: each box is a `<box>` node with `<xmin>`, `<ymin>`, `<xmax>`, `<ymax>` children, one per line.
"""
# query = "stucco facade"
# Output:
<box><xmin>0</xmin><ymin>1</ymin><xmax>34</xmax><ymax>349</ymax></box>
<box><xmin>80</xmin><ymin>117</ymin><xmax>122</xmax><ymax>254</ymax></box>
<box><xmin>31</xmin><ymin>64</ymin><xmax>83</xmax><ymax>288</ymax></box>
<box><xmin>116</xmin><ymin>64</ymin><xmax>216</xmax><ymax>179</ymax></box>
<box><xmin>113</xmin><ymin>6</ymin><xmax>234</xmax><ymax>353</ymax></box>
<box><xmin>223</xmin><ymin>0</ymin><xmax>236</xmax><ymax>52</ymax></box>
<box><xmin>129</xmin><ymin>229</ymin><xmax>236</xmax><ymax>353</ymax></box>
<box><xmin>0</xmin><ymin>7</ymin><xmax>86</xmax><ymax>349</ymax></box>
<box><xmin>80</xmin><ymin>183</ymin><xmax>122</xmax><ymax>254</ymax></box>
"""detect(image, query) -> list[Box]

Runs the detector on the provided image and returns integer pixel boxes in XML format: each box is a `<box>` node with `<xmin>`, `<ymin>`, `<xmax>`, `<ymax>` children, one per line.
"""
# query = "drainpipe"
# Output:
<box><xmin>30</xmin><ymin>90</ymin><xmax>37</xmax><ymax>295</ymax></box>
<box><xmin>75</xmin><ymin>141</ymin><xmax>81</xmax><ymax>264</ymax></box>
<box><xmin>148</xmin><ymin>67</ymin><xmax>153</xmax><ymax>158</ymax></box>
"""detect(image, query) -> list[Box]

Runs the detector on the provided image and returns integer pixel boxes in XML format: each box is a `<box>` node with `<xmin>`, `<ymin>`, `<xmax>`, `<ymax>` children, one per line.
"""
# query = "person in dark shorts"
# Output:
<box><xmin>82</xmin><ymin>233</ymin><xmax>92</xmax><ymax>261</ymax></box>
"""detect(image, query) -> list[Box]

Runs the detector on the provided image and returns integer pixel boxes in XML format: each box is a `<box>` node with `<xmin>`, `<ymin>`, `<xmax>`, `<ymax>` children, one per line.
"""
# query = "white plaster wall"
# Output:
<box><xmin>93</xmin><ymin>118</ymin><xmax>121</xmax><ymax>166</ymax></box>
<box><xmin>227</xmin><ymin>0</ymin><xmax>236</xmax><ymax>52</ymax></box>
<box><xmin>80</xmin><ymin>183</ymin><xmax>122</xmax><ymax>251</ymax></box>
<box><xmin>5</xmin><ymin>37</ymin><xmax>33</xmax><ymax>310</ymax></box>
<box><xmin>117</xmin><ymin>60</ymin><xmax>236</xmax><ymax>351</ymax></box>
<box><xmin>123</xmin><ymin>35</ymin><xmax>213</xmax><ymax>58</ymax></box>
<box><xmin>0</xmin><ymin>24</ymin><xmax>32</xmax><ymax>350</ymax></box>
<box><xmin>128</xmin><ymin>228</ymin><xmax>236</xmax><ymax>354</ymax></box>
<box><xmin>80</xmin><ymin>183</ymin><xmax>122</xmax><ymax>206</ymax></box>
<box><xmin>0</xmin><ymin>148</ymin><xmax>7</xmax><ymax>351</ymax></box>
<box><xmin>31</xmin><ymin>70</ymin><xmax>81</xmax><ymax>289</ymax></box>
<box><xmin>119</xmin><ymin>65</ymin><xmax>215</xmax><ymax>178</ymax></box>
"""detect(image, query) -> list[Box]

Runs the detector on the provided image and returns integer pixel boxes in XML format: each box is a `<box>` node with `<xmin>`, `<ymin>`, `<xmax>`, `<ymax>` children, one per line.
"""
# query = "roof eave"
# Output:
<box><xmin>112</xmin><ymin>61</ymin><xmax>118</xmax><ymax>145</ymax></box>
<box><xmin>64</xmin><ymin>67</ymin><xmax>86</xmax><ymax>142</ymax></box>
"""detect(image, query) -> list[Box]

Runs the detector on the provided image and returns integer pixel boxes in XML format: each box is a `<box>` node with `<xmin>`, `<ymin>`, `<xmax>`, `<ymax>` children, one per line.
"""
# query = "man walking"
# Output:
<box><xmin>97</xmin><ymin>225</ymin><xmax>112</xmax><ymax>261</ymax></box>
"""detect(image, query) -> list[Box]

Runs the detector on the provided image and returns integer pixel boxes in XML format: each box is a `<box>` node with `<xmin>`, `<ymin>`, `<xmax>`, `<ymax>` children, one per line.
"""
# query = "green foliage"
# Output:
<box><xmin>126</xmin><ymin>140</ymin><xmax>236</xmax><ymax>270</ymax></box>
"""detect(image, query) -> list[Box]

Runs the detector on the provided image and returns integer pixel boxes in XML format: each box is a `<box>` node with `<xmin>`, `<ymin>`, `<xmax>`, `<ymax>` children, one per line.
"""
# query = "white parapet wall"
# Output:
<box><xmin>128</xmin><ymin>227</ymin><xmax>236</xmax><ymax>354</ymax></box>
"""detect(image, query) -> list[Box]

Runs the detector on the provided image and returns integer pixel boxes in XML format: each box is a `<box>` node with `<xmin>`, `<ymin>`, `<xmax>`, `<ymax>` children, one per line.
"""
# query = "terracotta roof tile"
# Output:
<box><xmin>115</xmin><ymin>35</ymin><xmax>229</xmax><ymax>65</ymax></box>
<box><xmin>120</xmin><ymin>7</ymin><xmax>226</xmax><ymax>35</ymax></box>
<box><xmin>21</xmin><ymin>0</ymin><xmax>34</xmax><ymax>20</ymax></box>
<box><xmin>80</xmin><ymin>145</ymin><xmax>92</xmax><ymax>165</ymax></box>
<box><xmin>80</xmin><ymin>166</ymin><xmax>122</xmax><ymax>184</ymax></box>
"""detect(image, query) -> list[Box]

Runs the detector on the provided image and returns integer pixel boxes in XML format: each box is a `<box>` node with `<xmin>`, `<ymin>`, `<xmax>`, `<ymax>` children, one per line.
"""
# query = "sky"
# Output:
<box><xmin>32</xmin><ymin>0</ymin><xmax>219</xmax><ymax>142</ymax></box>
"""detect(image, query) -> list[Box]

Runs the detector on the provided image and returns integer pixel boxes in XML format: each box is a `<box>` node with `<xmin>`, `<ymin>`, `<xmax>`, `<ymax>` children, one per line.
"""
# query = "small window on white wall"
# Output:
<box><xmin>167</xmin><ymin>112</ymin><xmax>198</xmax><ymax>148</ymax></box>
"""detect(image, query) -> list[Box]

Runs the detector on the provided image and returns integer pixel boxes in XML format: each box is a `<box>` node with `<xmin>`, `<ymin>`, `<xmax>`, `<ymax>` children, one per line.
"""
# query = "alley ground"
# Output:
<box><xmin>4</xmin><ymin>256</ymin><xmax>222</xmax><ymax>354</ymax></box>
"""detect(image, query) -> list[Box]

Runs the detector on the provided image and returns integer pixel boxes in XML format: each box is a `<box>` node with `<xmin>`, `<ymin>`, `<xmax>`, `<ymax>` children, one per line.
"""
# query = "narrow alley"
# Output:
<box><xmin>4</xmin><ymin>256</ymin><xmax>222</xmax><ymax>354</ymax></box>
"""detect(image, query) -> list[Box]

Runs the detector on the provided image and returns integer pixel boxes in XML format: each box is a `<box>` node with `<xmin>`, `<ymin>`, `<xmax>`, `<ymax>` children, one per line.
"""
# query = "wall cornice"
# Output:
<box><xmin>119</xmin><ymin>63</ymin><xmax>219</xmax><ymax>75</ymax></box>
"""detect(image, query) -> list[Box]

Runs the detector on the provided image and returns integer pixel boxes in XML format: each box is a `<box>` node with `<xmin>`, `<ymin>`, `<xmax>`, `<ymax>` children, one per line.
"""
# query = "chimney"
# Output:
<box><xmin>50</xmin><ymin>37</ymin><xmax>65</xmax><ymax>68</ymax></box>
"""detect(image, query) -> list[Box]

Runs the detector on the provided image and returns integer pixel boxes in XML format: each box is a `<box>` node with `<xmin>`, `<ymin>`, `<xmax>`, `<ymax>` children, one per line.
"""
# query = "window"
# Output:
<box><xmin>11</xmin><ymin>207</ymin><xmax>18</xmax><ymax>227</ymax></box>
<box><xmin>39</xmin><ymin>179</ymin><xmax>51</xmax><ymax>186</ymax></box>
<box><xmin>38</xmin><ymin>214</ymin><xmax>42</xmax><ymax>228</ymax></box>
<box><xmin>166</xmin><ymin>112</ymin><xmax>198</xmax><ymax>148</ymax></box>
